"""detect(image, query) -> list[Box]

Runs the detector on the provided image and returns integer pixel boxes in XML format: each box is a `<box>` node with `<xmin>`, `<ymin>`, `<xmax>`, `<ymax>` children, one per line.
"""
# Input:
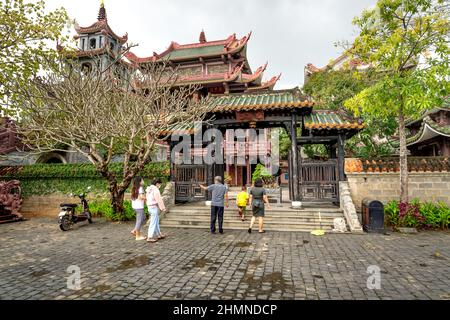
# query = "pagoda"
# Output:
<box><xmin>405</xmin><ymin>97</ymin><xmax>450</xmax><ymax>156</ymax></box>
<box><xmin>64</xmin><ymin>2</ymin><xmax>364</xmax><ymax>204</ymax></box>
<box><xmin>125</xmin><ymin>31</ymin><xmax>281</xmax><ymax>95</ymax></box>
<box><xmin>69</xmin><ymin>1</ymin><xmax>130</xmax><ymax>72</ymax></box>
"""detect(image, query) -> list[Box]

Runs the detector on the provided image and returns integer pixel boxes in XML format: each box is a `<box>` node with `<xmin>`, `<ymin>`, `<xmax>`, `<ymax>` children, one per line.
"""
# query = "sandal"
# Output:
<box><xmin>135</xmin><ymin>236</ymin><xmax>147</xmax><ymax>241</ymax></box>
<box><xmin>158</xmin><ymin>234</ymin><xmax>167</xmax><ymax>239</ymax></box>
<box><xmin>259</xmin><ymin>230</ymin><xmax>266</xmax><ymax>233</ymax></box>
<box><xmin>147</xmin><ymin>238</ymin><xmax>158</xmax><ymax>243</ymax></box>
<box><xmin>130</xmin><ymin>230</ymin><xmax>137</xmax><ymax>236</ymax></box>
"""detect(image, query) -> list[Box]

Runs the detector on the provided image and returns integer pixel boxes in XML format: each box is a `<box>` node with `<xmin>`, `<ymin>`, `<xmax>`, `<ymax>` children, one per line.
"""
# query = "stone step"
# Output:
<box><xmin>169</xmin><ymin>206</ymin><xmax>342</xmax><ymax>213</ymax></box>
<box><xmin>165</xmin><ymin>211</ymin><xmax>343</xmax><ymax>221</ymax></box>
<box><xmin>168</xmin><ymin>210</ymin><xmax>342</xmax><ymax>218</ymax></box>
<box><xmin>160</xmin><ymin>220</ymin><xmax>335</xmax><ymax>232</ymax></box>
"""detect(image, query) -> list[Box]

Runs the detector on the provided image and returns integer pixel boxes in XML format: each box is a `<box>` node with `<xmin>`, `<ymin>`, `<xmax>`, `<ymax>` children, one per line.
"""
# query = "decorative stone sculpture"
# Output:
<box><xmin>0</xmin><ymin>180</ymin><xmax>23</xmax><ymax>221</ymax></box>
<box><xmin>332</xmin><ymin>218</ymin><xmax>347</xmax><ymax>233</ymax></box>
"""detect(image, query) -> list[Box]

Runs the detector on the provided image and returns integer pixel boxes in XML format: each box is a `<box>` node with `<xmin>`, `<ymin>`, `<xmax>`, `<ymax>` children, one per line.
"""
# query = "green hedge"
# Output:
<box><xmin>0</xmin><ymin>162</ymin><xmax>170</xmax><ymax>178</ymax></box>
<box><xmin>0</xmin><ymin>162</ymin><xmax>170</xmax><ymax>198</ymax></box>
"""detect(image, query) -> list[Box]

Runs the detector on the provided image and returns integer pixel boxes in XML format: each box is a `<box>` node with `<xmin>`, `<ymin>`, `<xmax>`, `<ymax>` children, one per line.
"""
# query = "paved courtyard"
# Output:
<box><xmin>0</xmin><ymin>217</ymin><xmax>449</xmax><ymax>300</ymax></box>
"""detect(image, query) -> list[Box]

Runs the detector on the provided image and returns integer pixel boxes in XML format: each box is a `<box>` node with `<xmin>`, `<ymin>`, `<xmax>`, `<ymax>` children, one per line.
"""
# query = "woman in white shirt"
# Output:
<box><xmin>131</xmin><ymin>176</ymin><xmax>147</xmax><ymax>241</ymax></box>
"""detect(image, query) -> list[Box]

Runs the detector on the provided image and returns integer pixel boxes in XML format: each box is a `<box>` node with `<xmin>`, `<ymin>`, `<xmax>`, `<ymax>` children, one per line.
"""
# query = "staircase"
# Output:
<box><xmin>161</xmin><ymin>202</ymin><xmax>346</xmax><ymax>233</ymax></box>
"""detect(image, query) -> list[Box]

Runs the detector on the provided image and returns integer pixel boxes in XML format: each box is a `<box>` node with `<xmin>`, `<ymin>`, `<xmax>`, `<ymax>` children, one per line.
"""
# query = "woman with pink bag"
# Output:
<box><xmin>146</xmin><ymin>178</ymin><xmax>167</xmax><ymax>243</ymax></box>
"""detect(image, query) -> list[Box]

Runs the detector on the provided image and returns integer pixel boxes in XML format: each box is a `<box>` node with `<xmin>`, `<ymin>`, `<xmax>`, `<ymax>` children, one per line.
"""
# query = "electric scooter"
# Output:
<box><xmin>58</xmin><ymin>187</ymin><xmax>93</xmax><ymax>231</ymax></box>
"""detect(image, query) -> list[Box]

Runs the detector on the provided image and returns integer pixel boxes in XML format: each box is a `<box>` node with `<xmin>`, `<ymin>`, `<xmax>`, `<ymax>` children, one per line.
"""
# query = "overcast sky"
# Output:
<box><xmin>45</xmin><ymin>0</ymin><xmax>376</xmax><ymax>89</ymax></box>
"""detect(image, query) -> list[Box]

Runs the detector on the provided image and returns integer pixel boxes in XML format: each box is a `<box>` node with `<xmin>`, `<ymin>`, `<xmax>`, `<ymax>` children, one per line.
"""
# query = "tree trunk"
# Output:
<box><xmin>110</xmin><ymin>189</ymin><xmax>125</xmax><ymax>220</ymax></box>
<box><xmin>398</xmin><ymin>109</ymin><xmax>409</xmax><ymax>204</ymax></box>
<box><xmin>101</xmin><ymin>170</ymin><xmax>126</xmax><ymax>220</ymax></box>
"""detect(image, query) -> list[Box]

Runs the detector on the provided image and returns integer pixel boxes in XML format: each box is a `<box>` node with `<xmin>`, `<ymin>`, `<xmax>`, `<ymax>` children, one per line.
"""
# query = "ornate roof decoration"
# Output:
<box><xmin>241</xmin><ymin>62</ymin><xmax>267</xmax><ymax>84</ymax></box>
<box><xmin>125</xmin><ymin>32</ymin><xmax>252</xmax><ymax>63</ymax></box>
<box><xmin>199</xmin><ymin>30</ymin><xmax>206</xmax><ymax>43</ymax></box>
<box><xmin>209</xmin><ymin>89</ymin><xmax>314</xmax><ymax>113</ymax></box>
<box><xmin>98</xmin><ymin>1</ymin><xmax>107</xmax><ymax>21</ymax></box>
<box><xmin>305</xmin><ymin>50</ymin><xmax>368</xmax><ymax>76</ymax></box>
<box><xmin>73</xmin><ymin>2</ymin><xmax>128</xmax><ymax>44</ymax></box>
<box><xmin>406</xmin><ymin>115</ymin><xmax>450</xmax><ymax>147</ymax></box>
<box><xmin>247</xmin><ymin>73</ymin><xmax>282</xmax><ymax>92</ymax></box>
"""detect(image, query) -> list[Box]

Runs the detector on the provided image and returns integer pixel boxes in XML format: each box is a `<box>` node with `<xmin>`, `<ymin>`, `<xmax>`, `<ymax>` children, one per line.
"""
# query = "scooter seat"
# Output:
<box><xmin>60</xmin><ymin>203</ymin><xmax>78</xmax><ymax>208</ymax></box>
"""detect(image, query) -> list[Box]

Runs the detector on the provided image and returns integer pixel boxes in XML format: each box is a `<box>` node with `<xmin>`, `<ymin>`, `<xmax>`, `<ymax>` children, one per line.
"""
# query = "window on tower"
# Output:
<box><xmin>99</xmin><ymin>36</ymin><xmax>103</xmax><ymax>48</ymax></box>
<box><xmin>81</xmin><ymin>38</ymin><xmax>85</xmax><ymax>50</ymax></box>
<box><xmin>90</xmin><ymin>38</ymin><xmax>97</xmax><ymax>49</ymax></box>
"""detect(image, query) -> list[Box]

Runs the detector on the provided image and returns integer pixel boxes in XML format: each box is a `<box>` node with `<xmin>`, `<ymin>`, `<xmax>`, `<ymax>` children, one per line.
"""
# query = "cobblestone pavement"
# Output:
<box><xmin>0</xmin><ymin>218</ymin><xmax>449</xmax><ymax>300</ymax></box>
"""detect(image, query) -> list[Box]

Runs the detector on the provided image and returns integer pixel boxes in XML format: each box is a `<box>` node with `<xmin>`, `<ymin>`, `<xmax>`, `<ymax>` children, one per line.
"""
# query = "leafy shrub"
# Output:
<box><xmin>251</xmin><ymin>164</ymin><xmax>276</xmax><ymax>186</ymax></box>
<box><xmin>384</xmin><ymin>199</ymin><xmax>450</xmax><ymax>230</ymax></box>
<box><xmin>88</xmin><ymin>199</ymin><xmax>148</xmax><ymax>221</ymax></box>
<box><xmin>398</xmin><ymin>201</ymin><xmax>424</xmax><ymax>228</ymax></box>
<box><xmin>384</xmin><ymin>200</ymin><xmax>399</xmax><ymax>226</ymax></box>
<box><xmin>0</xmin><ymin>162</ymin><xmax>169</xmax><ymax>179</ymax></box>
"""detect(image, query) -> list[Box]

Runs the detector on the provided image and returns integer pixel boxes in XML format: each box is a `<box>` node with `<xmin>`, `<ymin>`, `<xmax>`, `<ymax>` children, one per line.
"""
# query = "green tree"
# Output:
<box><xmin>345</xmin><ymin>0</ymin><xmax>450</xmax><ymax>203</ymax></box>
<box><xmin>0</xmin><ymin>0</ymin><xmax>68</xmax><ymax>114</ymax></box>
<box><xmin>303</xmin><ymin>67</ymin><xmax>396</xmax><ymax>158</ymax></box>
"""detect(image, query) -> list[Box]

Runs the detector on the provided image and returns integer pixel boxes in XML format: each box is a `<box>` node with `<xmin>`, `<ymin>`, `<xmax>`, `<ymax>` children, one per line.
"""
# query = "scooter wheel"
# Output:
<box><xmin>59</xmin><ymin>216</ymin><xmax>71</xmax><ymax>231</ymax></box>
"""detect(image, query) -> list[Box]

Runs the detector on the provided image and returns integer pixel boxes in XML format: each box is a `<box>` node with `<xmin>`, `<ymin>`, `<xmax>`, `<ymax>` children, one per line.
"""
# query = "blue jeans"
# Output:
<box><xmin>210</xmin><ymin>206</ymin><xmax>224</xmax><ymax>233</ymax></box>
<box><xmin>134</xmin><ymin>208</ymin><xmax>146</xmax><ymax>232</ymax></box>
<box><xmin>148</xmin><ymin>206</ymin><xmax>161</xmax><ymax>238</ymax></box>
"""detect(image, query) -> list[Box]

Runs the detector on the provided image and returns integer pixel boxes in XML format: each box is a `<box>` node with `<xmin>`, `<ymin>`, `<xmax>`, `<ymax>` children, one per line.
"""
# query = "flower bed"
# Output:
<box><xmin>384</xmin><ymin>199</ymin><xmax>450</xmax><ymax>230</ymax></box>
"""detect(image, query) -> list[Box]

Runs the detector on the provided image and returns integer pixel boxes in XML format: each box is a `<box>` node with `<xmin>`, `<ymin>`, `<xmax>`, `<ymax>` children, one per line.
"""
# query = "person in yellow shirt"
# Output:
<box><xmin>236</xmin><ymin>186</ymin><xmax>249</xmax><ymax>221</ymax></box>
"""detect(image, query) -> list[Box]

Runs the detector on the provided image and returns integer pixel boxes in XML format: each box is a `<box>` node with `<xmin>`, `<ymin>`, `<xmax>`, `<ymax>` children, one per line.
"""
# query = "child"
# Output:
<box><xmin>236</xmin><ymin>186</ymin><xmax>249</xmax><ymax>221</ymax></box>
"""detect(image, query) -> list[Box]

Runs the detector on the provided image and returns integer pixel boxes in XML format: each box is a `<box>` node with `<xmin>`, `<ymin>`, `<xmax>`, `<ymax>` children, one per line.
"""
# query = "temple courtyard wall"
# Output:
<box><xmin>347</xmin><ymin>172</ymin><xmax>450</xmax><ymax>211</ymax></box>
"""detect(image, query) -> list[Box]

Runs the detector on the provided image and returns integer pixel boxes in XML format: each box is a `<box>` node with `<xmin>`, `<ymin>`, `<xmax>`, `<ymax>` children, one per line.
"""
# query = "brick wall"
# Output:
<box><xmin>347</xmin><ymin>172</ymin><xmax>450</xmax><ymax>211</ymax></box>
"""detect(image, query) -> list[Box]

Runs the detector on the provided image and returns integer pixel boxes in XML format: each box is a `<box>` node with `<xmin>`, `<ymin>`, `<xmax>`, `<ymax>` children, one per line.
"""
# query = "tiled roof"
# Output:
<box><xmin>74</xmin><ymin>14</ymin><xmax>128</xmax><ymax>45</ymax></box>
<box><xmin>304</xmin><ymin>110</ymin><xmax>364</xmax><ymax>130</ymax></box>
<box><xmin>405</xmin><ymin>115</ymin><xmax>450</xmax><ymax>146</ymax></box>
<box><xmin>210</xmin><ymin>89</ymin><xmax>313</xmax><ymax>113</ymax></box>
<box><xmin>125</xmin><ymin>32</ymin><xmax>251</xmax><ymax>63</ymax></box>
<box><xmin>345</xmin><ymin>157</ymin><xmax>450</xmax><ymax>173</ymax></box>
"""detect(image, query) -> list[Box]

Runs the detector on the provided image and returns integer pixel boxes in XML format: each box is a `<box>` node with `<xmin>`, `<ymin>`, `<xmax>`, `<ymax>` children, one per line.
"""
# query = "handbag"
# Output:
<box><xmin>253</xmin><ymin>198</ymin><xmax>262</xmax><ymax>208</ymax></box>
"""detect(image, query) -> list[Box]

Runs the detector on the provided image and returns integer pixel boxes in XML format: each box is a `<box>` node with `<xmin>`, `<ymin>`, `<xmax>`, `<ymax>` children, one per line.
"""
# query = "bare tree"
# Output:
<box><xmin>13</xmin><ymin>56</ymin><xmax>212</xmax><ymax>216</ymax></box>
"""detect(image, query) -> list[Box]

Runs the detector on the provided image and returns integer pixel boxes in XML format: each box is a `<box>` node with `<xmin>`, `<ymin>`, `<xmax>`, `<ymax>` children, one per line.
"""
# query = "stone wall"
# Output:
<box><xmin>347</xmin><ymin>172</ymin><xmax>450</xmax><ymax>211</ymax></box>
<box><xmin>19</xmin><ymin>182</ymin><xmax>176</xmax><ymax>219</ymax></box>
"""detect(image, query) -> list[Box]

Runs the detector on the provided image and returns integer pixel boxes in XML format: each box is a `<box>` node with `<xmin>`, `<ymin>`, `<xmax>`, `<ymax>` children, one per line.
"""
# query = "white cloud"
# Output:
<box><xmin>45</xmin><ymin>0</ymin><xmax>376</xmax><ymax>88</ymax></box>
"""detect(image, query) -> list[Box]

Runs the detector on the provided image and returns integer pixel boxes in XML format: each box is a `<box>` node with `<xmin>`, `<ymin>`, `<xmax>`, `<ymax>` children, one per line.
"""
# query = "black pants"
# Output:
<box><xmin>210</xmin><ymin>206</ymin><xmax>224</xmax><ymax>233</ymax></box>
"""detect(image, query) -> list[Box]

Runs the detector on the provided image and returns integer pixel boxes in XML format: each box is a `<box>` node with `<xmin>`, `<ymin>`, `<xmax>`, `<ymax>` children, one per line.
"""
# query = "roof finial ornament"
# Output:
<box><xmin>98</xmin><ymin>0</ymin><xmax>107</xmax><ymax>21</ymax></box>
<box><xmin>199</xmin><ymin>29</ymin><xmax>206</xmax><ymax>43</ymax></box>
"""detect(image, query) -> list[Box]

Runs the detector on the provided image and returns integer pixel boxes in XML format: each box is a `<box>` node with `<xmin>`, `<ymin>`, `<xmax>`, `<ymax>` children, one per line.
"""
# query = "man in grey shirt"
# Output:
<box><xmin>200</xmin><ymin>176</ymin><xmax>229</xmax><ymax>234</ymax></box>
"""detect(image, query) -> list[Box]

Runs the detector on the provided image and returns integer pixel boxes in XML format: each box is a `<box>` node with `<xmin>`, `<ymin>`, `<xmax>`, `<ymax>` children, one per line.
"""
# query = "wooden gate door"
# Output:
<box><xmin>174</xmin><ymin>165</ymin><xmax>207</xmax><ymax>202</ymax></box>
<box><xmin>300</xmin><ymin>159</ymin><xmax>339</xmax><ymax>202</ymax></box>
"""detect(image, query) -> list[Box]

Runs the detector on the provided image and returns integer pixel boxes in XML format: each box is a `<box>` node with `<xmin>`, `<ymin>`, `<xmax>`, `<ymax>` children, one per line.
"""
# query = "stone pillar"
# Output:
<box><xmin>338</xmin><ymin>134</ymin><xmax>346</xmax><ymax>181</ymax></box>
